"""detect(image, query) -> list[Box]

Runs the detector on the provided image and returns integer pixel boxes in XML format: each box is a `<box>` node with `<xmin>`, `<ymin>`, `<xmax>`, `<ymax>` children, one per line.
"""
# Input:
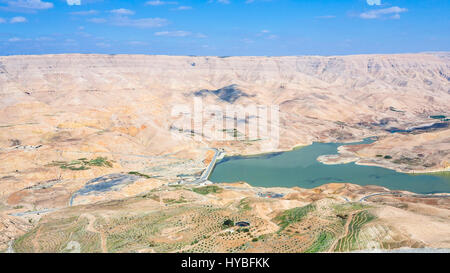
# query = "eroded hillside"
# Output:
<box><xmin>0</xmin><ymin>53</ymin><xmax>449</xmax><ymax>252</ymax></box>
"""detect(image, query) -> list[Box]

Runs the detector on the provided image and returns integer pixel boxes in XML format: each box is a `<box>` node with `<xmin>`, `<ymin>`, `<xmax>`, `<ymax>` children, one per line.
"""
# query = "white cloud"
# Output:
<box><xmin>154</xmin><ymin>31</ymin><xmax>205</xmax><ymax>38</ymax></box>
<box><xmin>71</xmin><ymin>10</ymin><xmax>98</xmax><ymax>16</ymax></box>
<box><xmin>10</xmin><ymin>16</ymin><xmax>27</xmax><ymax>23</ymax></box>
<box><xmin>67</xmin><ymin>0</ymin><xmax>81</xmax><ymax>5</ymax></box>
<box><xmin>95</xmin><ymin>42</ymin><xmax>110</xmax><ymax>48</ymax></box>
<box><xmin>3</xmin><ymin>0</ymin><xmax>53</xmax><ymax>11</ymax></box>
<box><xmin>366</xmin><ymin>0</ymin><xmax>381</xmax><ymax>6</ymax></box>
<box><xmin>8</xmin><ymin>37</ymin><xmax>22</xmax><ymax>42</ymax></box>
<box><xmin>256</xmin><ymin>29</ymin><xmax>277</xmax><ymax>40</ymax></box>
<box><xmin>88</xmin><ymin>14</ymin><xmax>169</xmax><ymax>28</ymax></box>
<box><xmin>208</xmin><ymin>0</ymin><xmax>230</xmax><ymax>4</ymax></box>
<box><xmin>360</xmin><ymin>6</ymin><xmax>407</xmax><ymax>19</ymax></box>
<box><xmin>145</xmin><ymin>1</ymin><xmax>178</xmax><ymax>6</ymax></box>
<box><xmin>155</xmin><ymin>30</ymin><xmax>191</xmax><ymax>37</ymax></box>
<box><xmin>175</xmin><ymin>6</ymin><xmax>192</xmax><ymax>10</ymax></box>
<box><xmin>110</xmin><ymin>8</ymin><xmax>135</xmax><ymax>15</ymax></box>
<box><xmin>0</xmin><ymin>17</ymin><xmax>5</xmax><ymax>23</ymax></box>
<box><xmin>316</xmin><ymin>15</ymin><xmax>336</xmax><ymax>19</ymax></box>
<box><xmin>35</xmin><ymin>36</ymin><xmax>54</xmax><ymax>41</ymax></box>
<box><xmin>128</xmin><ymin>41</ymin><xmax>148</xmax><ymax>46</ymax></box>
<box><xmin>88</xmin><ymin>17</ymin><xmax>107</xmax><ymax>23</ymax></box>
<box><xmin>113</xmin><ymin>16</ymin><xmax>168</xmax><ymax>28</ymax></box>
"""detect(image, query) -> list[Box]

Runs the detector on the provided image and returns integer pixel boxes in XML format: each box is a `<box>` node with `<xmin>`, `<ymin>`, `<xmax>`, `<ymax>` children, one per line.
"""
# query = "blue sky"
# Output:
<box><xmin>0</xmin><ymin>0</ymin><xmax>449</xmax><ymax>56</ymax></box>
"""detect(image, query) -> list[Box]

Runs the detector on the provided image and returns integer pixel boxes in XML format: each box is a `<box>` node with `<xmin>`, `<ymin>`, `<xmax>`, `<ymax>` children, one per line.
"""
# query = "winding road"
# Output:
<box><xmin>359</xmin><ymin>192</ymin><xmax>450</xmax><ymax>202</ymax></box>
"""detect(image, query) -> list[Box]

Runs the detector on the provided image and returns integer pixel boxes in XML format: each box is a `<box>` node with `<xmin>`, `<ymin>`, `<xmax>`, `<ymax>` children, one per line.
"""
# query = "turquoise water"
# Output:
<box><xmin>209</xmin><ymin>138</ymin><xmax>450</xmax><ymax>194</ymax></box>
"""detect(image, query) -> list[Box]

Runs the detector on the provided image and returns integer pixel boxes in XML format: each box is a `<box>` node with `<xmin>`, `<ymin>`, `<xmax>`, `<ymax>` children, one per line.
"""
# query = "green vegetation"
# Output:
<box><xmin>305</xmin><ymin>231</ymin><xmax>334</xmax><ymax>253</ymax></box>
<box><xmin>163</xmin><ymin>197</ymin><xmax>187</xmax><ymax>204</ymax></box>
<box><xmin>383</xmin><ymin>155</ymin><xmax>392</xmax><ymax>159</ymax></box>
<box><xmin>333</xmin><ymin>202</ymin><xmax>371</xmax><ymax>214</ymax></box>
<box><xmin>14</xmin><ymin>216</ymin><xmax>102</xmax><ymax>253</ymax></box>
<box><xmin>274</xmin><ymin>204</ymin><xmax>316</xmax><ymax>232</ymax></box>
<box><xmin>376</xmin><ymin>154</ymin><xmax>383</xmax><ymax>158</ymax></box>
<box><xmin>411</xmin><ymin>171</ymin><xmax>450</xmax><ymax>178</ymax></box>
<box><xmin>334</xmin><ymin>210</ymin><xmax>376</xmax><ymax>252</ymax></box>
<box><xmin>85</xmin><ymin>157</ymin><xmax>113</xmax><ymax>167</ymax></box>
<box><xmin>238</xmin><ymin>198</ymin><xmax>251</xmax><ymax>211</ymax></box>
<box><xmin>47</xmin><ymin>157</ymin><xmax>113</xmax><ymax>171</ymax></box>
<box><xmin>128</xmin><ymin>171</ymin><xmax>152</xmax><ymax>179</ymax></box>
<box><xmin>222</xmin><ymin>219</ymin><xmax>234</xmax><ymax>228</ymax></box>
<box><xmin>193</xmin><ymin>185</ymin><xmax>223</xmax><ymax>195</ymax></box>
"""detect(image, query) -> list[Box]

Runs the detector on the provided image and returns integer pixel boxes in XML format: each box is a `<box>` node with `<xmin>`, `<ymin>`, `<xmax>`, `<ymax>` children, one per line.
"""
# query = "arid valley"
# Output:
<box><xmin>0</xmin><ymin>53</ymin><xmax>449</xmax><ymax>253</ymax></box>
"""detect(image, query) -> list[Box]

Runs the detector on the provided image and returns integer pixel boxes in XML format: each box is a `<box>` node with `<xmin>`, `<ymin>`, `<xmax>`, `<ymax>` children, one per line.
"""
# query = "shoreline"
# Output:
<box><xmin>217</xmin><ymin>136</ymin><xmax>376</xmax><ymax>161</ymax></box>
<box><xmin>216</xmin><ymin>136</ymin><xmax>450</xmax><ymax>176</ymax></box>
<box><xmin>207</xmin><ymin>138</ymin><xmax>450</xmax><ymax>195</ymax></box>
<box><xmin>353</xmin><ymin>160</ymin><xmax>450</xmax><ymax>175</ymax></box>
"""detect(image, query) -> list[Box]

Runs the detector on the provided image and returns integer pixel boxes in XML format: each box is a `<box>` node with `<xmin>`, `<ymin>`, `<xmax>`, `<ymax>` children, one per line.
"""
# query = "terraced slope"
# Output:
<box><xmin>11</xmin><ymin>184</ymin><xmax>445</xmax><ymax>253</ymax></box>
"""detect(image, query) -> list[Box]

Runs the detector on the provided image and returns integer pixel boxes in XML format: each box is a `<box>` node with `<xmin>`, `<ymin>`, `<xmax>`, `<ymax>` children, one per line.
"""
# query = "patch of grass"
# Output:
<box><xmin>47</xmin><ymin>157</ymin><xmax>113</xmax><ymax>171</ymax></box>
<box><xmin>163</xmin><ymin>196</ymin><xmax>187</xmax><ymax>204</ymax></box>
<box><xmin>333</xmin><ymin>202</ymin><xmax>371</xmax><ymax>214</ymax></box>
<box><xmin>305</xmin><ymin>231</ymin><xmax>335</xmax><ymax>253</ymax></box>
<box><xmin>274</xmin><ymin>204</ymin><xmax>316</xmax><ymax>232</ymax></box>
<box><xmin>63</xmin><ymin>165</ymin><xmax>89</xmax><ymax>171</ymax></box>
<box><xmin>128</xmin><ymin>171</ymin><xmax>152</xmax><ymax>179</ymax></box>
<box><xmin>238</xmin><ymin>198</ymin><xmax>251</xmax><ymax>211</ymax></box>
<box><xmin>85</xmin><ymin>157</ymin><xmax>113</xmax><ymax>167</ymax></box>
<box><xmin>14</xmin><ymin>216</ymin><xmax>102</xmax><ymax>253</ymax></box>
<box><xmin>192</xmin><ymin>185</ymin><xmax>223</xmax><ymax>195</ymax></box>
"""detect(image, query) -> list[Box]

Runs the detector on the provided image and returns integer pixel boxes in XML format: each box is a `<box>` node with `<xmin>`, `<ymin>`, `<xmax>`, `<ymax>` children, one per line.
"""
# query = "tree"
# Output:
<box><xmin>223</xmin><ymin>219</ymin><xmax>234</xmax><ymax>228</ymax></box>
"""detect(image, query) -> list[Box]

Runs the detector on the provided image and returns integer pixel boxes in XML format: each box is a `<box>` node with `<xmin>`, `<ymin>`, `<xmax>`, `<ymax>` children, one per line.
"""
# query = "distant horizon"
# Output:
<box><xmin>1</xmin><ymin>1</ymin><xmax>449</xmax><ymax>56</ymax></box>
<box><xmin>1</xmin><ymin>50</ymin><xmax>449</xmax><ymax>58</ymax></box>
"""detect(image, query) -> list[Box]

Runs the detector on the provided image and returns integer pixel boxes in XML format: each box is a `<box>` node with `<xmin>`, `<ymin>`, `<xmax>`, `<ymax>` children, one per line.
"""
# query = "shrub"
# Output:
<box><xmin>275</xmin><ymin>204</ymin><xmax>316</xmax><ymax>232</ymax></box>
<box><xmin>222</xmin><ymin>219</ymin><xmax>234</xmax><ymax>228</ymax></box>
<box><xmin>193</xmin><ymin>185</ymin><xmax>223</xmax><ymax>195</ymax></box>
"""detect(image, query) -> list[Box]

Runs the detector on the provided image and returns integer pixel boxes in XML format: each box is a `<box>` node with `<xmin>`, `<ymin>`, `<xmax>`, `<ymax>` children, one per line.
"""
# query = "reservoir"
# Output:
<box><xmin>209</xmin><ymin>138</ymin><xmax>450</xmax><ymax>194</ymax></box>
